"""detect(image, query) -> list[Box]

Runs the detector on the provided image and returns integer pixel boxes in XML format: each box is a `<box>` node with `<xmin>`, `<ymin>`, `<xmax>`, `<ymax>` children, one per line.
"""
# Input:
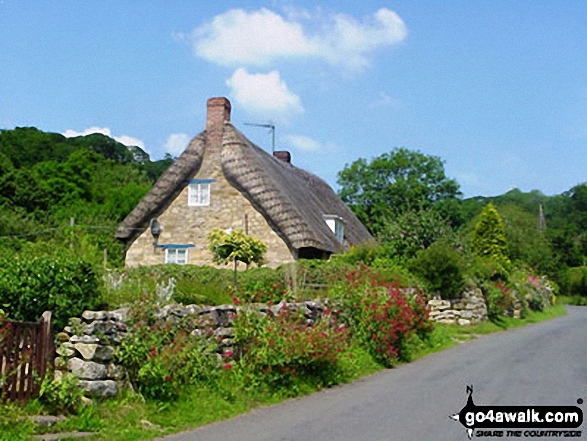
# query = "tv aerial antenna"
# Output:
<box><xmin>244</xmin><ymin>122</ymin><xmax>275</xmax><ymax>153</ymax></box>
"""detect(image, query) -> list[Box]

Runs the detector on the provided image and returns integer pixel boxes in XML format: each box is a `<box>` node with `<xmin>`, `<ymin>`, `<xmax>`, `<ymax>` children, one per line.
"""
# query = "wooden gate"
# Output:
<box><xmin>0</xmin><ymin>311</ymin><xmax>53</xmax><ymax>402</ymax></box>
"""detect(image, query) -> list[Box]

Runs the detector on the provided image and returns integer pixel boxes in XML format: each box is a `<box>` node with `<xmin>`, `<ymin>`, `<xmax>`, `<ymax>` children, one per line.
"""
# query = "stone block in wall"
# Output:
<box><xmin>428</xmin><ymin>299</ymin><xmax>451</xmax><ymax>310</ymax></box>
<box><xmin>106</xmin><ymin>364</ymin><xmax>125</xmax><ymax>380</ymax></box>
<box><xmin>55</xmin><ymin>332</ymin><xmax>70</xmax><ymax>343</ymax></box>
<box><xmin>213</xmin><ymin>327</ymin><xmax>235</xmax><ymax>339</ymax></box>
<box><xmin>70</xmin><ymin>335</ymin><xmax>101</xmax><ymax>344</ymax></box>
<box><xmin>78</xmin><ymin>380</ymin><xmax>118</xmax><ymax>398</ymax></box>
<box><xmin>68</xmin><ymin>358</ymin><xmax>108</xmax><ymax>381</ymax></box>
<box><xmin>193</xmin><ymin>312</ymin><xmax>216</xmax><ymax>329</ymax></box>
<box><xmin>459</xmin><ymin>310</ymin><xmax>474</xmax><ymax>319</ymax></box>
<box><xmin>81</xmin><ymin>320</ymin><xmax>122</xmax><ymax>336</ymax></box>
<box><xmin>82</xmin><ymin>311</ymin><xmax>109</xmax><ymax>322</ymax></box>
<box><xmin>74</xmin><ymin>343</ymin><xmax>115</xmax><ymax>362</ymax></box>
<box><xmin>458</xmin><ymin>319</ymin><xmax>471</xmax><ymax>326</ymax></box>
<box><xmin>56</xmin><ymin>342</ymin><xmax>75</xmax><ymax>357</ymax></box>
<box><xmin>110</xmin><ymin>307</ymin><xmax>130</xmax><ymax>322</ymax></box>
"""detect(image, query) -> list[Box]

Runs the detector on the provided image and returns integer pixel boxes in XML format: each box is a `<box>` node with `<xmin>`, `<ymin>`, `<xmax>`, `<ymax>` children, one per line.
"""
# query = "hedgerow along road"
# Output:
<box><xmin>160</xmin><ymin>306</ymin><xmax>586</xmax><ymax>441</ymax></box>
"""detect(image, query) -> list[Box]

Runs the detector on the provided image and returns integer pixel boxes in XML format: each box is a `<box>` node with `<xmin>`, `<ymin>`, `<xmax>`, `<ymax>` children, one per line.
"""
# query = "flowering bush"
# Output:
<box><xmin>116</xmin><ymin>300</ymin><xmax>218</xmax><ymax>401</ymax></box>
<box><xmin>485</xmin><ymin>281</ymin><xmax>515</xmax><ymax>319</ymax></box>
<box><xmin>232</xmin><ymin>305</ymin><xmax>350</xmax><ymax>389</ymax></box>
<box><xmin>333</xmin><ymin>268</ymin><xmax>432</xmax><ymax>367</ymax></box>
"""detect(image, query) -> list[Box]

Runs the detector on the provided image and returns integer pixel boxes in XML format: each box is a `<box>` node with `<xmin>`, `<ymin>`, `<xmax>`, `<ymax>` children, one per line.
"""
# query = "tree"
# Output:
<box><xmin>497</xmin><ymin>204</ymin><xmax>553</xmax><ymax>274</ymax></box>
<box><xmin>208</xmin><ymin>229</ymin><xmax>267</xmax><ymax>288</ymax></box>
<box><xmin>337</xmin><ymin>148</ymin><xmax>462</xmax><ymax>235</ymax></box>
<box><xmin>471</xmin><ymin>203</ymin><xmax>510</xmax><ymax>267</ymax></box>
<box><xmin>378</xmin><ymin>208</ymin><xmax>455</xmax><ymax>262</ymax></box>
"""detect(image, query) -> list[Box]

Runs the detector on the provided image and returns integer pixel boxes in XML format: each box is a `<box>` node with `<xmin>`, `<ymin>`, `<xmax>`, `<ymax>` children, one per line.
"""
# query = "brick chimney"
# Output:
<box><xmin>273</xmin><ymin>151</ymin><xmax>291</xmax><ymax>163</ymax></box>
<box><xmin>206</xmin><ymin>97</ymin><xmax>231</xmax><ymax>132</ymax></box>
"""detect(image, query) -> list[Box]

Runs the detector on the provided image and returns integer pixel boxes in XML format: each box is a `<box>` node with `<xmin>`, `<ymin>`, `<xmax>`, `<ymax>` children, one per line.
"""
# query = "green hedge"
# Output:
<box><xmin>558</xmin><ymin>266</ymin><xmax>587</xmax><ymax>297</ymax></box>
<box><xmin>0</xmin><ymin>254</ymin><xmax>100</xmax><ymax>328</ymax></box>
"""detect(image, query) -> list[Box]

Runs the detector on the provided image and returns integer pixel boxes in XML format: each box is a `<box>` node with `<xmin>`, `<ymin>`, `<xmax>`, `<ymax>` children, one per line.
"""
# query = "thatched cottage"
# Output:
<box><xmin>116</xmin><ymin>97</ymin><xmax>372</xmax><ymax>267</ymax></box>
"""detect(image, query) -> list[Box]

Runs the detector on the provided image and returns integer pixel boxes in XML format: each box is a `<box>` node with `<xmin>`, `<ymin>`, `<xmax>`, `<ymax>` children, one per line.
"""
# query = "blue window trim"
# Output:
<box><xmin>188</xmin><ymin>178</ymin><xmax>215</xmax><ymax>184</ymax></box>
<box><xmin>158</xmin><ymin>244</ymin><xmax>195</xmax><ymax>249</ymax></box>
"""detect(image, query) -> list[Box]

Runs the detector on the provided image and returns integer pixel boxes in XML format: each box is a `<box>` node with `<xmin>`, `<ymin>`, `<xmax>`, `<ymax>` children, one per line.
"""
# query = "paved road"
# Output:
<box><xmin>161</xmin><ymin>307</ymin><xmax>587</xmax><ymax>441</ymax></box>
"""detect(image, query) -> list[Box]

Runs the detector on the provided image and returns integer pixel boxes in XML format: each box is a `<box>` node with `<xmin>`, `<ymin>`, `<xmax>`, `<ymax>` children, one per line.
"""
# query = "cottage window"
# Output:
<box><xmin>188</xmin><ymin>179</ymin><xmax>214</xmax><ymax>206</ymax></box>
<box><xmin>165</xmin><ymin>248</ymin><xmax>188</xmax><ymax>265</ymax></box>
<box><xmin>322</xmin><ymin>215</ymin><xmax>345</xmax><ymax>244</ymax></box>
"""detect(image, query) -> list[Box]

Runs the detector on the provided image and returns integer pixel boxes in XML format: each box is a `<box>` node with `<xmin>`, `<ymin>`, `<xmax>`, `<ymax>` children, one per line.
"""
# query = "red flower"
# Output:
<box><xmin>166</xmin><ymin>376</ymin><xmax>173</xmax><ymax>382</ymax></box>
<box><xmin>149</xmin><ymin>346</ymin><xmax>157</xmax><ymax>357</ymax></box>
<box><xmin>223</xmin><ymin>349</ymin><xmax>234</xmax><ymax>359</ymax></box>
<box><xmin>223</xmin><ymin>363</ymin><xmax>232</xmax><ymax>370</ymax></box>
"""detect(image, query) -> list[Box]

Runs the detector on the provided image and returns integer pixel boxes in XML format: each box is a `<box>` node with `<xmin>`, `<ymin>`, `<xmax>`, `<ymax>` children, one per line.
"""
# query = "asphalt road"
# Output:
<box><xmin>161</xmin><ymin>306</ymin><xmax>587</xmax><ymax>441</ymax></box>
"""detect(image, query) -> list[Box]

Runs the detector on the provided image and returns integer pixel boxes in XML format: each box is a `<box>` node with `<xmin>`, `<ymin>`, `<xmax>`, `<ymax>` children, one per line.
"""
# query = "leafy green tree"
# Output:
<box><xmin>378</xmin><ymin>208</ymin><xmax>455</xmax><ymax>262</ymax></box>
<box><xmin>471</xmin><ymin>203</ymin><xmax>510</xmax><ymax>267</ymax></box>
<box><xmin>498</xmin><ymin>204</ymin><xmax>553</xmax><ymax>274</ymax></box>
<box><xmin>208</xmin><ymin>229</ymin><xmax>267</xmax><ymax>288</ymax></box>
<box><xmin>337</xmin><ymin>148</ymin><xmax>462</xmax><ymax>235</ymax></box>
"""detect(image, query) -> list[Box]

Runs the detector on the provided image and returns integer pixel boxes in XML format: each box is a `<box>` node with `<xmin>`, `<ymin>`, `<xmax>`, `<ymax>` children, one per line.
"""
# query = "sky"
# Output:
<box><xmin>1</xmin><ymin>1</ymin><xmax>586</xmax><ymax>197</ymax></box>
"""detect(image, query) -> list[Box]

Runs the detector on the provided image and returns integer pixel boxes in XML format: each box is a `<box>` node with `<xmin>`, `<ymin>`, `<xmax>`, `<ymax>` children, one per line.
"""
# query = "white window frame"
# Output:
<box><xmin>188</xmin><ymin>182</ymin><xmax>211</xmax><ymax>206</ymax></box>
<box><xmin>334</xmin><ymin>220</ymin><xmax>344</xmax><ymax>244</ymax></box>
<box><xmin>165</xmin><ymin>248</ymin><xmax>188</xmax><ymax>265</ymax></box>
<box><xmin>323</xmin><ymin>214</ymin><xmax>345</xmax><ymax>244</ymax></box>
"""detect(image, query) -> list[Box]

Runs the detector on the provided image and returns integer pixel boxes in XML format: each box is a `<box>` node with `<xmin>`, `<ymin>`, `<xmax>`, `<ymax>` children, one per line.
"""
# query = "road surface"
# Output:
<box><xmin>161</xmin><ymin>306</ymin><xmax>587</xmax><ymax>441</ymax></box>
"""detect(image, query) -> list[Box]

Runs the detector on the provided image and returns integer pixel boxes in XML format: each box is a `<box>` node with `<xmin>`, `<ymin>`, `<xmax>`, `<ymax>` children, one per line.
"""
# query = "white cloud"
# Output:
<box><xmin>194</xmin><ymin>8</ymin><xmax>317</xmax><ymax>66</ymax></box>
<box><xmin>191</xmin><ymin>7</ymin><xmax>407</xmax><ymax>71</ymax></box>
<box><xmin>62</xmin><ymin>127</ymin><xmax>147</xmax><ymax>152</ymax></box>
<box><xmin>282</xmin><ymin>134</ymin><xmax>337</xmax><ymax>152</ymax></box>
<box><xmin>164</xmin><ymin>133</ymin><xmax>191</xmax><ymax>156</ymax></box>
<box><xmin>226</xmin><ymin>68</ymin><xmax>304</xmax><ymax>120</ymax></box>
<box><xmin>369</xmin><ymin>92</ymin><xmax>402</xmax><ymax>109</ymax></box>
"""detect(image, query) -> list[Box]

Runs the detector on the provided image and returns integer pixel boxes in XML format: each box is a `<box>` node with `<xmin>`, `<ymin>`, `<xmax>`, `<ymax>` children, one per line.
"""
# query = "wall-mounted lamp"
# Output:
<box><xmin>149</xmin><ymin>218</ymin><xmax>162</xmax><ymax>247</ymax></box>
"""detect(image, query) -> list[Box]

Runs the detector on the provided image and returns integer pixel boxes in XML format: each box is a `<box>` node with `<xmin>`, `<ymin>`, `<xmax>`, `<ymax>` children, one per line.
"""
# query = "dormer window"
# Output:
<box><xmin>188</xmin><ymin>179</ymin><xmax>214</xmax><ymax>206</ymax></box>
<box><xmin>323</xmin><ymin>214</ymin><xmax>345</xmax><ymax>244</ymax></box>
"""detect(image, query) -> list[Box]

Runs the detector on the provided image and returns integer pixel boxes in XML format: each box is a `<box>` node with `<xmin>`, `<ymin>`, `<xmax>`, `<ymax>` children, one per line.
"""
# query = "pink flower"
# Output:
<box><xmin>223</xmin><ymin>349</ymin><xmax>234</xmax><ymax>359</ymax></box>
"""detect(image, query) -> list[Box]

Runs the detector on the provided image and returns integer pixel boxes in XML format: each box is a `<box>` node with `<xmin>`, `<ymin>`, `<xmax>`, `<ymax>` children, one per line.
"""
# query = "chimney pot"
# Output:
<box><xmin>273</xmin><ymin>151</ymin><xmax>291</xmax><ymax>163</ymax></box>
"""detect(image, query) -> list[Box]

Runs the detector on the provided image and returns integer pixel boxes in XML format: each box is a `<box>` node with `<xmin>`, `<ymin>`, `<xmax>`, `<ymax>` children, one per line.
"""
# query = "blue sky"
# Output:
<box><xmin>1</xmin><ymin>1</ymin><xmax>586</xmax><ymax>197</ymax></box>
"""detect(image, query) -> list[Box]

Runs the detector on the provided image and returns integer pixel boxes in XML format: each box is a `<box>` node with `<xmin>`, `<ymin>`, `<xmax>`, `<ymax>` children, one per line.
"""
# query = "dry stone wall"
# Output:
<box><xmin>54</xmin><ymin>309</ymin><xmax>129</xmax><ymax>397</ymax></box>
<box><xmin>56</xmin><ymin>301</ymin><xmax>326</xmax><ymax>397</ymax></box>
<box><xmin>427</xmin><ymin>288</ymin><xmax>488</xmax><ymax>325</ymax></box>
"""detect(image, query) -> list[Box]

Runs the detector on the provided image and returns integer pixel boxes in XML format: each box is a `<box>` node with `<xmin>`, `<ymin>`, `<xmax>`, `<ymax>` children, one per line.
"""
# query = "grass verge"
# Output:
<box><xmin>1</xmin><ymin>305</ymin><xmax>567</xmax><ymax>441</ymax></box>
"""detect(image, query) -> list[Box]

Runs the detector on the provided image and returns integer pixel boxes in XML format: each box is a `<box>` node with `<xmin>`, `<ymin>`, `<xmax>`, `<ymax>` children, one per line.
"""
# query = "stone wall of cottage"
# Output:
<box><xmin>125</xmin><ymin>128</ymin><xmax>295</xmax><ymax>269</ymax></box>
<box><xmin>56</xmin><ymin>301</ymin><xmax>326</xmax><ymax>397</ymax></box>
<box><xmin>427</xmin><ymin>288</ymin><xmax>489</xmax><ymax>325</ymax></box>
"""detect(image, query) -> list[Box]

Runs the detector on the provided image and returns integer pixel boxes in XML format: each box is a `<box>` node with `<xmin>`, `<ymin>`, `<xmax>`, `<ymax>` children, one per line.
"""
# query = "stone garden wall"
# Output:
<box><xmin>427</xmin><ymin>288</ymin><xmax>488</xmax><ymax>325</ymax></box>
<box><xmin>55</xmin><ymin>301</ymin><xmax>326</xmax><ymax>397</ymax></box>
<box><xmin>55</xmin><ymin>309</ymin><xmax>129</xmax><ymax>397</ymax></box>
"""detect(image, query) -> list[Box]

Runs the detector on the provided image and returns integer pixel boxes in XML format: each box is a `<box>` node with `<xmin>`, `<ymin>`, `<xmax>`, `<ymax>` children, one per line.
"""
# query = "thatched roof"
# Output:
<box><xmin>116</xmin><ymin>122</ymin><xmax>373</xmax><ymax>254</ymax></box>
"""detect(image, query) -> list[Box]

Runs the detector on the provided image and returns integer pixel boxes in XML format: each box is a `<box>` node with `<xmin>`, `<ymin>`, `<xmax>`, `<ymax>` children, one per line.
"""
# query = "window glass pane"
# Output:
<box><xmin>177</xmin><ymin>249</ymin><xmax>187</xmax><ymax>265</ymax></box>
<box><xmin>200</xmin><ymin>183</ymin><xmax>210</xmax><ymax>205</ymax></box>
<box><xmin>188</xmin><ymin>184</ymin><xmax>198</xmax><ymax>205</ymax></box>
<box><xmin>166</xmin><ymin>249</ymin><xmax>176</xmax><ymax>264</ymax></box>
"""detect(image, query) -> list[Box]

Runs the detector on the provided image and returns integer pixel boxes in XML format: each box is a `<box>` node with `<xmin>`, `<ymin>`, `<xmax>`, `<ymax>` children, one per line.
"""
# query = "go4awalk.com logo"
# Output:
<box><xmin>450</xmin><ymin>386</ymin><xmax>583</xmax><ymax>439</ymax></box>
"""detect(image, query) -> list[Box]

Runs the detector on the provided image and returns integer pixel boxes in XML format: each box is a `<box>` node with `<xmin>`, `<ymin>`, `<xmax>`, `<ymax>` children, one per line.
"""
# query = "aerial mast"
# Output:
<box><xmin>244</xmin><ymin>122</ymin><xmax>275</xmax><ymax>153</ymax></box>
